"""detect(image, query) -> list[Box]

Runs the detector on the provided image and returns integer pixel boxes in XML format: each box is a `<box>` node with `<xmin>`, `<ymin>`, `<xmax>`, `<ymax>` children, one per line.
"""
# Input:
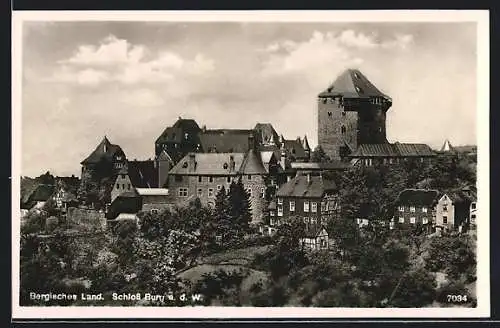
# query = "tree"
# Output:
<box><xmin>311</xmin><ymin>145</ymin><xmax>331</xmax><ymax>163</ymax></box>
<box><xmin>388</xmin><ymin>268</ymin><xmax>436</xmax><ymax>307</ymax></box>
<box><xmin>228</xmin><ymin>178</ymin><xmax>252</xmax><ymax>235</ymax></box>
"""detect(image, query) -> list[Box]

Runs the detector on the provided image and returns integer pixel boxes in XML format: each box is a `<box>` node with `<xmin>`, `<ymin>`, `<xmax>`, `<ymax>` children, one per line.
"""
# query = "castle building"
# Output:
<box><xmin>318</xmin><ymin>69</ymin><xmax>392</xmax><ymax>161</ymax></box>
<box><xmin>166</xmin><ymin>137</ymin><xmax>282</xmax><ymax>224</ymax></box>
<box><xmin>317</xmin><ymin>69</ymin><xmax>435</xmax><ymax>164</ymax></box>
<box><xmin>80</xmin><ymin>136</ymin><xmax>127</xmax><ymax>177</ymax></box>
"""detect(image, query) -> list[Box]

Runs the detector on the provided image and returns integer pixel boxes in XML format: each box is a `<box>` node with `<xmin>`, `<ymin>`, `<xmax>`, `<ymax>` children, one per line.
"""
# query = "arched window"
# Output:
<box><xmin>341</xmin><ymin>125</ymin><xmax>346</xmax><ymax>134</ymax></box>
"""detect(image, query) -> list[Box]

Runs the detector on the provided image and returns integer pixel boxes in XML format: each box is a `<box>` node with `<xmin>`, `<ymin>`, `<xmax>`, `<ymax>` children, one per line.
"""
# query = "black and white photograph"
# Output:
<box><xmin>12</xmin><ymin>10</ymin><xmax>489</xmax><ymax>319</ymax></box>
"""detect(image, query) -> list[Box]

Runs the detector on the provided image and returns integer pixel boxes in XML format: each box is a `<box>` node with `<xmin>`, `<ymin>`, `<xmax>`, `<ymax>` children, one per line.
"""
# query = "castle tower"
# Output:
<box><xmin>317</xmin><ymin>69</ymin><xmax>392</xmax><ymax>161</ymax></box>
<box><xmin>156</xmin><ymin>149</ymin><xmax>174</xmax><ymax>188</ymax></box>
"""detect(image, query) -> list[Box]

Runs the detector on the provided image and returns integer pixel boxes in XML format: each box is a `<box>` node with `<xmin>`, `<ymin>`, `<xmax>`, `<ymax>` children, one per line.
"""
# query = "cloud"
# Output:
<box><xmin>49</xmin><ymin>35</ymin><xmax>215</xmax><ymax>86</ymax></box>
<box><xmin>119</xmin><ymin>88</ymin><xmax>165</xmax><ymax>107</ymax></box>
<box><xmin>381</xmin><ymin>33</ymin><xmax>414</xmax><ymax>50</ymax></box>
<box><xmin>338</xmin><ymin>29</ymin><xmax>378</xmax><ymax>49</ymax></box>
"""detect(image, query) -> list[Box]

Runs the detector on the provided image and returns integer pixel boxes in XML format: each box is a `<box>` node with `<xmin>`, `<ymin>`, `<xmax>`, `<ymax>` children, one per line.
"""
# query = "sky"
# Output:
<box><xmin>20</xmin><ymin>21</ymin><xmax>477</xmax><ymax>177</ymax></box>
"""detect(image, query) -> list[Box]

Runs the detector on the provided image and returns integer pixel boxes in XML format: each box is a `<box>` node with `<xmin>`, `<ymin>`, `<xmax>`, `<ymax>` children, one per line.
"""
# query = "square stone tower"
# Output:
<box><xmin>317</xmin><ymin>69</ymin><xmax>392</xmax><ymax>161</ymax></box>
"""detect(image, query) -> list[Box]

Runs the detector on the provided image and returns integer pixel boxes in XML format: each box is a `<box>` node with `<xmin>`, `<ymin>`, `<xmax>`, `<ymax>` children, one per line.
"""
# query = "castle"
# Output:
<box><xmin>79</xmin><ymin>68</ymin><xmax>436</xmax><ymax>220</ymax></box>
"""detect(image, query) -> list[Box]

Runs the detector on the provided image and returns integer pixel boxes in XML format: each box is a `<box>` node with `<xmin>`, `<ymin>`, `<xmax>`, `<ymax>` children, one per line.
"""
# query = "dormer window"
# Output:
<box><xmin>322</xmin><ymin>98</ymin><xmax>327</xmax><ymax>104</ymax></box>
<box><xmin>184</xmin><ymin>133</ymin><xmax>189</xmax><ymax>140</ymax></box>
<box><xmin>223</xmin><ymin>163</ymin><xmax>228</xmax><ymax>169</ymax></box>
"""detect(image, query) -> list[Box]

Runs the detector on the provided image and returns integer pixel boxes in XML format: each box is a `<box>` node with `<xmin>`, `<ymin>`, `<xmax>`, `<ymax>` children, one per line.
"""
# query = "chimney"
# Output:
<box><xmin>280</xmin><ymin>150</ymin><xmax>287</xmax><ymax>170</ymax></box>
<box><xmin>188</xmin><ymin>153</ymin><xmax>196</xmax><ymax>172</ymax></box>
<box><xmin>248</xmin><ymin>133</ymin><xmax>256</xmax><ymax>150</ymax></box>
<box><xmin>229</xmin><ymin>155</ymin><xmax>235</xmax><ymax>172</ymax></box>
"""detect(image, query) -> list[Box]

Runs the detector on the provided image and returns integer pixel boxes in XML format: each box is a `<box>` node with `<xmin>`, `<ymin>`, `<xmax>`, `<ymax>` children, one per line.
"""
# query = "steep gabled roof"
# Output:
<box><xmin>199</xmin><ymin>129</ymin><xmax>255</xmax><ymax>153</ymax></box>
<box><xmin>239</xmin><ymin>149</ymin><xmax>267</xmax><ymax>175</ymax></box>
<box><xmin>29</xmin><ymin>184</ymin><xmax>55</xmax><ymax>202</ymax></box>
<box><xmin>81</xmin><ymin>136</ymin><xmax>125</xmax><ymax>165</ymax></box>
<box><xmin>169</xmin><ymin>152</ymin><xmax>245</xmax><ymax>175</ymax></box>
<box><xmin>283</xmin><ymin>139</ymin><xmax>307</xmax><ymax>159</ymax></box>
<box><xmin>318</xmin><ymin>69</ymin><xmax>390</xmax><ymax>99</ymax></box>
<box><xmin>276</xmin><ymin>174</ymin><xmax>337</xmax><ymax>198</ymax></box>
<box><xmin>155</xmin><ymin>118</ymin><xmax>201</xmax><ymax>144</ymax></box>
<box><xmin>395</xmin><ymin>189</ymin><xmax>440</xmax><ymax>206</ymax></box>
<box><xmin>254</xmin><ymin>123</ymin><xmax>279</xmax><ymax>146</ymax></box>
<box><xmin>127</xmin><ymin>160</ymin><xmax>159</xmax><ymax>188</ymax></box>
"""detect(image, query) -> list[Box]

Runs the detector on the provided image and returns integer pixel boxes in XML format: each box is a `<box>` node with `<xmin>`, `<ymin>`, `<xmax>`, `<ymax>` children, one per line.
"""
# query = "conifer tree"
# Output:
<box><xmin>228</xmin><ymin>178</ymin><xmax>252</xmax><ymax>234</ymax></box>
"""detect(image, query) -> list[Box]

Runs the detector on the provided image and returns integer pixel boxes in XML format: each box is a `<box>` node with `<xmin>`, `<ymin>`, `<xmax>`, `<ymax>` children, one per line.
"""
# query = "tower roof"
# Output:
<box><xmin>81</xmin><ymin>136</ymin><xmax>124</xmax><ymax>165</ymax></box>
<box><xmin>318</xmin><ymin>69</ymin><xmax>390</xmax><ymax>99</ymax></box>
<box><xmin>239</xmin><ymin>149</ymin><xmax>267</xmax><ymax>175</ymax></box>
<box><xmin>440</xmin><ymin>139</ymin><xmax>455</xmax><ymax>152</ymax></box>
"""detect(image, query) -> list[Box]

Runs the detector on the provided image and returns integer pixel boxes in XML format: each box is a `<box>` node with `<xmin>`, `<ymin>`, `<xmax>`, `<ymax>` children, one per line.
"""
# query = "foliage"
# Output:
<box><xmin>425</xmin><ymin>236</ymin><xmax>476</xmax><ymax>280</ymax></box>
<box><xmin>311</xmin><ymin>145</ymin><xmax>331</xmax><ymax>163</ymax></box>
<box><xmin>193</xmin><ymin>268</ymin><xmax>247</xmax><ymax>306</ymax></box>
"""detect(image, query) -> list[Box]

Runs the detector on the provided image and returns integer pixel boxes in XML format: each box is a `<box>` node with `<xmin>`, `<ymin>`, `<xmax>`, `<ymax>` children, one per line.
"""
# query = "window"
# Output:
<box><xmin>471</xmin><ymin>203</ymin><xmax>476</xmax><ymax>210</ymax></box>
<box><xmin>121</xmin><ymin>174</ymin><xmax>125</xmax><ymax>179</ymax></box>
<box><xmin>248</xmin><ymin>175</ymin><xmax>252</xmax><ymax>181</ymax></box>
<box><xmin>215</xmin><ymin>235</ymin><xmax>222</xmax><ymax>243</ymax></box>
<box><xmin>422</xmin><ymin>217</ymin><xmax>428</xmax><ymax>224</ymax></box>
<box><xmin>175</xmin><ymin>175</ymin><xmax>183</xmax><ymax>182</ymax></box>
<box><xmin>197</xmin><ymin>188</ymin><xmax>203</xmax><ymax>197</ymax></box>
<box><xmin>209</xmin><ymin>177</ymin><xmax>214</xmax><ymax>183</ymax></box>
<box><xmin>410</xmin><ymin>217</ymin><xmax>416</xmax><ymax>224</ymax></box>
<box><xmin>341</xmin><ymin>125</ymin><xmax>346</xmax><ymax>134</ymax></box>
<box><xmin>278</xmin><ymin>207</ymin><xmax>283</xmax><ymax>217</ymax></box>
<box><xmin>422</xmin><ymin>207</ymin><xmax>427</xmax><ymax>213</ymax></box>
<box><xmin>270</xmin><ymin>218</ymin><xmax>276</xmax><ymax>226</ymax></box>
<box><xmin>247</xmin><ymin>188</ymin><xmax>252</xmax><ymax>197</ymax></box>
<box><xmin>443</xmin><ymin>205</ymin><xmax>448</xmax><ymax>211</ymax></box>
<box><xmin>398</xmin><ymin>206</ymin><xmax>405</xmax><ymax>212</ymax></box>
<box><xmin>184</xmin><ymin>133</ymin><xmax>189</xmax><ymax>140</ymax></box>
<box><xmin>208</xmin><ymin>188</ymin><xmax>214</xmax><ymax>198</ymax></box>
<box><xmin>128</xmin><ymin>184</ymin><xmax>131</xmax><ymax>190</ymax></box>
<box><xmin>290</xmin><ymin>201</ymin><xmax>295</xmax><ymax>212</ymax></box>
<box><xmin>304</xmin><ymin>217</ymin><xmax>310</xmax><ymax>224</ymax></box>
<box><xmin>261</xmin><ymin>188</ymin><xmax>265</xmax><ymax>199</ymax></box>
<box><xmin>122</xmin><ymin>184</ymin><xmax>125</xmax><ymax>189</ymax></box>
<box><xmin>150</xmin><ymin>209</ymin><xmax>159</xmax><ymax>215</ymax></box>
<box><xmin>217</xmin><ymin>185</ymin><xmax>222</xmax><ymax>191</ymax></box>
<box><xmin>399</xmin><ymin>217</ymin><xmax>404</xmax><ymax>223</ymax></box>
<box><xmin>198</xmin><ymin>176</ymin><xmax>203</xmax><ymax>183</ymax></box>
<box><xmin>443</xmin><ymin>216</ymin><xmax>448</xmax><ymax>224</ymax></box>
<box><xmin>410</xmin><ymin>206</ymin><xmax>415</xmax><ymax>213</ymax></box>
<box><xmin>304</xmin><ymin>201</ymin><xmax>310</xmax><ymax>212</ymax></box>
<box><xmin>277</xmin><ymin>198</ymin><xmax>283</xmax><ymax>205</ymax></box>
<box><xmin>311</xmin><ymin>217</ymin><xmax>317</xmax><ymax>225</ymax></box>
<box><xmin>223</xmin><ymin>163</ymin><xmax>228</xmax><ymax>169</ymax></box>
<box><xmin>321</xmin><ymin>202</ymin><xmax>327</xmax><ymax>212</ymax></box>
<box><xmin>116</xmin><ymin>184</ymin><xmax>120</xmax><ymax>190</ymax></box>
<box><xmin>270</xmin><ymin>210</ymin><xmax>275</xmax><ymax>217</ymax></box>
<box><xmin>321</xmin><ymin>217</ymin><xmax>328</xmax><ymax>225</ymax></box>
<box><xmin>227</xmin><ymin>176</ymin><xmax>231</xmax><ymax>183</ymax></box>
<box><xmin>311</xmin><ymin>202</ymin><xmax>317</xmax><ymax>213</ymax></box>
<box><xmin>178</xmin><ymin>188</ymin><xmax>188</xmax><ymax>197</ymax></box>
<box><xmin>341</xmin><ymin>111</ymin><xmax>346</xmax><ymax>117</ymax></box>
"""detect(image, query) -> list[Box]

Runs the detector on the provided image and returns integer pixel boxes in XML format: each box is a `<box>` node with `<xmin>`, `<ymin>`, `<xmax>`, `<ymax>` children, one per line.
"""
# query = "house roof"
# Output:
<box><xmin>350</xmin><ymin>143</ymin><xmax>436</xmax><ymax>158</ymax></box>
<box><xmin>169</xmin><ymin>152</ymin><xmax>245</xmax><ymax>175</ymax></box>
<box><xmin>254</xmin><ymin>123</ymin><xmax>279</xmax><ymax>146</ymax></box>
<box><xmin>454</xmin><ymin>145</ymin><xmax>477</xmax><ymax>153</ymax></box>
<box><xmin>199</xmin><ymin>129</ymin><xmax>255</xmax><ymax>153</ymax></box>
<box><xmin>135</xmin><ymin>188</ymin><xmax>169</xmax><ymax>196</ymax></box>
<box><xmin>156</xmin><ymin>149</ymin><xmax>174</xmax><ymax>163</ymax></box>
<box><xmin>106</xmin><ymin>189</ymin><xmax>142</xmax><ymax>219</ymax></box>
<box><xmin>318</xmin><ymin>69</ymin><xmax>390</xmax><ymax>100</ymax></box>
<box><xmin>395</xmin><ymin>189</ymin><xmax>440</xmax><ymax>206</ymax></box>
<box><xmin>81</xmin><ymin>136</ymin><xmax>125</xmax><ymax>165</ymax></box>
<box><xmin>276</xmin><ymin>174</ymin><xmax>337</xmax><ymax>198</ymax></box>
<box><xmin>55</xmin><ymin>176</ymin><xmax>80</xmax><ymax>190</ymax></box>
<box><xmin>283</xmin><ymin>139</ymin><xmax>308</xmax><ymax>159</ymax></box>
<box><xmin>29</xmin><ymin>184</ymin><xmax>55</xmax><ymax>202</ymax></box>
<box><xmin>442</xmin><ymin>187</ymin><xmax>477</xmax><ymax>204</ymax></box>
<box><xmin>302</xmin><ymin>224</ymin><xmax>328</xmax><ymax>238</ymax></box>
<box><xmin>156</xmin><ymin>118</ymin><xmax>201</xmax><ymax>144</ymax></box>
<box><xmin>239</xmin><ymin>149</ymin><xmax>267</xmax><ymax>175</ymax></box>
<box><xmin>290</xmin><ymin>161</ymin><xmax>351</xmax><ymax>171</ymax></box>
<box><xmin>127</xmin><ymin>160</ymin><xmax>159</xmax><ymax>188</ymax></box>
